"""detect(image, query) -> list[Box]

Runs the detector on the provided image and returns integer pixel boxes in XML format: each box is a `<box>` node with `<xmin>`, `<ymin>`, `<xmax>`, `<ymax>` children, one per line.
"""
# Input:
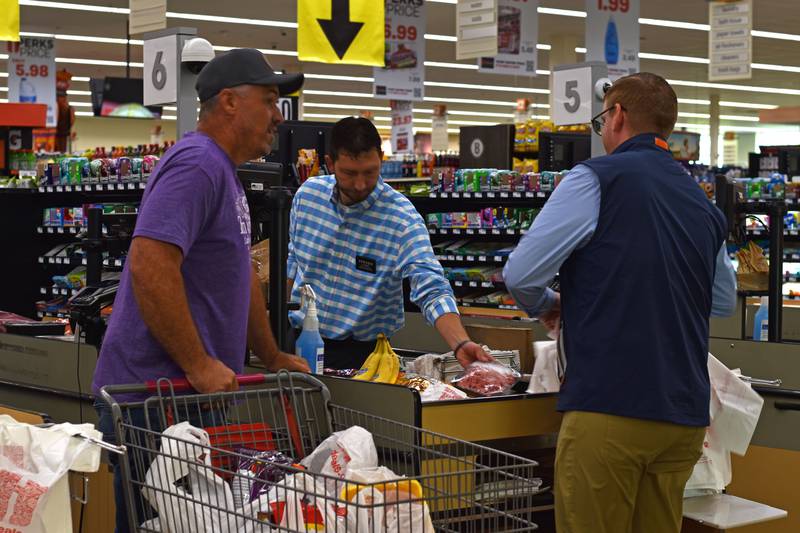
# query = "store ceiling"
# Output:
<box><xmin>5</xmin><ymin>0</ymin><xmax>800</xmax><ymax>135</ymax></box>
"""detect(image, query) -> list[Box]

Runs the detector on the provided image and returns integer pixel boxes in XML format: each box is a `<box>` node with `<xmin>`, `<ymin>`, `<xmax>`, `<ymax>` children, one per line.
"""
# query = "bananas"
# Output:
<box><xmin>352</xmin><ymin>334</ymin><xmax>400</xmax><ymax>384</ymax></box>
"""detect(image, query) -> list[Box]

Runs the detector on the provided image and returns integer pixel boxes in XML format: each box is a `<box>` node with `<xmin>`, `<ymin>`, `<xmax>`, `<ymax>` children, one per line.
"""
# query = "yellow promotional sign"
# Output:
<box><xmin>298</xmin><ymin>0</ymin><xmax>384</xmax><ymax>67</ymax></box>
<box><xmin>0</xmin><ymin>0</ymin><xmax>20</xmax><ymax>42</ymax></box>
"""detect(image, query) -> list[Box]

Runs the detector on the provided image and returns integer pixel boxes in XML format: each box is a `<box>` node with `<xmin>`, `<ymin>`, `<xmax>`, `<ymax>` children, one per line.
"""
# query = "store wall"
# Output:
<box><xmin>71</xmin><ymin>116</ymin><xmax>177</xmax><ymax>153</ymax></box>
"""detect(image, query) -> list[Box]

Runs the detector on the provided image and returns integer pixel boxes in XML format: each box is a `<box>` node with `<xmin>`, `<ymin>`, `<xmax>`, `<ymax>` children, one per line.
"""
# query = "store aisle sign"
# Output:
<box><xmin>431</xmin><ymin>104</ymin><xmax>448</xmax><ymax>152</ymax></box>
<box><xmin>478</xmin><ymin>0</ymin><xmax>538</xmax><ymax>77</ymax></box>
<box><xmin>552</xmin><ymin>65</ymin><xmax>592</xmax><ymax>126</ymax></box>
<box><xmin>456</xmin><ymin>0</ymin><xmax>497</xmax><ymax>60</ymax></box>
<box><xmin>0</xmin><ymin>0</ymin><xmax>20</xmax><ymax>41</ymax></box>
<box><xmin>143</xmin><ymin>34</ymin><xmax>177</xmax><ymax>106</ymax></box>
<box><xmin>298</xmin><ymin>0</ymin><xmax>384</xmax><ymax>66</ymax></box>
<box><xmin>709</xmin><ymin>0</ymin><xmax>752</xmax><ymax>81</ymax></box>
<box><xmin>374</xmin><ymin>0</ymin><xmax>425</xmax><ymax>101</ymax></box>
<box><xmin>7</xmin><ymin>37</ymin><xmax>56</xmax><ymax>127</ymax></box>
<box><xmin>129</xmin><ymin>0</ymin><xmax>166</xmax><ymax>35</ymax></box>
<box><xmin>585</xmin><ymin>0</ymin><xmax>639</xmax><ymax>80</ymax></box>
<box><xmin>391</xmin><ymin>100</ymin><xmax>413</xmax><ymax>154</ymax></box>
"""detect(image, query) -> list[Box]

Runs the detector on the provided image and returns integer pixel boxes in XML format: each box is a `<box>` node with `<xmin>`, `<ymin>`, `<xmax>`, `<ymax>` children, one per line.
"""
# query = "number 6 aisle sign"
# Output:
<box><xmin>144</xmin><ymin>34</ymin><xmax>178</xmax><ymax>106</ymax></box>
<box><xmin>552</xmin><ymin>66</ymin><xmax>593</xmax><ymax>126</ymax></box>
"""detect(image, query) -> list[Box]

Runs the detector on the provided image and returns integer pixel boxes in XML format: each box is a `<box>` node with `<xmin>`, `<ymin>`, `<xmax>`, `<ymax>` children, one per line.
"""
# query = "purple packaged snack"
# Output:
<box><xmin>232</xmin><ymin>448</ymin><xmax>296</xmax><ymax>505</ymax></box>
<box><xmin>481</xmin><ymin>207</ymin><xmax>494</xmax><ymax>228</ymax></box>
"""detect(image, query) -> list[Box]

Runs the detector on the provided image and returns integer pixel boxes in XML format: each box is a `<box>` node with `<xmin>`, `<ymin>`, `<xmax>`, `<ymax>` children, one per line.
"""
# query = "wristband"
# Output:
<box><xmin>453</xmin><ymin>339</ymin><xmax>472</xmax><ymax>359</ymax></box>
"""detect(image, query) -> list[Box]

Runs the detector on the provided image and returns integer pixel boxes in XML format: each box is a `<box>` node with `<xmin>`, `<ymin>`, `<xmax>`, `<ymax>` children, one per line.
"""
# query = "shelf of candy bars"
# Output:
<box><xmin>426</xmin><ymin>206</ymin><xmax>539</xmax><ymax>236</ymax></box>
<box><xmin>0</xmin><ymin>143</ymin><xmax>172</xmax><ymax>191</ymax></box>
<box><xmin>429</xmin><ymin>168</ymin><xmax>565</xmax><ymax>199</ymax></box>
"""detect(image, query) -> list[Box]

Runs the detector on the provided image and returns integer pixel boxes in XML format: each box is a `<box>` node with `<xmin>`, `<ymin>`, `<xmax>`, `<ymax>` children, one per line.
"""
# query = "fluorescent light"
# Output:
<box><xmin>303</xmin><ymin>90</ymin><xmax>374</xmax><ymax>98</ymax></box>
<box><xmin>538</xmin><ymin>7</ymin><xmax>585</xmax><ymax>18</ymax></box>
<box><xmin>424</xmin><ymin>61</ymin><xmax>477</xmax><ymax>70</ymax></box>
<box><xmin>166</xmin><ymin>11</ymin><xmax>297</xmax><ymax>28</ymax></box>
<box><xmin>19</xmin><ymin>0</ymin><xmax>128</xmax><ymax>14</ymax></box>
<box><xmin>640</xmin><ymin>52</ymin><xmax>708</xmax><ymax>64</ymax></box>
<box><xmin>68</xmin><ymin>90</ymin><xmax>91</xmax><ymax>95</ymax></box>
<box><xmin>721</xmin><ymin>114</ymin><xmax>761</xmax><ymax>122</ymax></box>
<box><xmin>55</xmin><ymin>57</ymin><xmax>143</xmax><ymax>67</ymax></box>
<box><xmin>753</xmin><ymin>62</ymin><xmax>800</xmax><ymax>74</ymax></box>
<box><xmin>304</xmin><ymin>113</ymin><xmax>356</xmax><ymax>120</ymax></box>
<box><xmin>73</xmin><ymin>76</ymin><xmax>90</xmax><ymax>82</ymax></box>
<box><xmin>425</xmin><ymin>34</ymin><xmax>457</xmax><ymax>42</ymax></box>
<box><xmin>21</xmin><ymin>31</ymin><xmax>144</xmax><ymax>45</ymax></box>
<box><xmin>0</xmin><ymin>73</ymin><xmax>5</xmax><ymax>78</ymax></box>
<box><xmin>668</xmin><ymin>79</ymin><xmax>800</xmax><ymax>96</ymax></box>
<box><xmin>639</xmin><ymin>18</ymin><xmax>709</xmax><ymax>31</ymax></box>
<box><xmin>575</xmin><ymin>47</ymin><xmax>587</xmax><ymax>54</ymax></box>
<box><xmin>74</xmin><ymin>111</ymin><xmax>94</xmax><ymax>116</ymax></box>
<box><xmin>0</xmin><ymin>87</ymin><xmax>6</xmax><ymax>92</ymax></box>
<box><xmin>162</xmin><ymin>115</ymin><xmax>176</xmax><ymax>120</ymax></box>
<box><xmin>305</xmin><ymin>102</ymin><xmax>390</xmax><ymax>112</ymax></box>
<box><xmin>679</xmin><ymin>98</ymin><xmax>711</xmax><ymax>106</ymax></box>
<box><xmin>679</xmin><ymin>112</ymin><xmax>710</xmax><ymax>119</ymax></box>
<box><xmin>424</xmin><ymin>96</ymin><xmax>517</xmax><ymax>107</ymax></box>
<box><xmin>721</xmin><ymin>101</ymin><xmax>778</xmax><ymax>110</ymax></box>
<box><xmin>426</xmin><ymin>80</ymin><xmax>548</xmax><ymax>94</ymax></box>
<box><xmin>537</xmin><ymin>44</ymin><xmax>552</xmax><ymax>51</ymax></box>
<box><xmin>751</xmin><ymin>30</ymin><xmax>800</xmax><ymax>42</ymax></box>
<box><xmin>305</xmin><ymin>73</ymin><xmax>374</xmax><ymax>83</ymax></box>
<box><xmin>69</xmin><ymin>102</ymin><xmax>92</xmax><ymax>107</ymax></box>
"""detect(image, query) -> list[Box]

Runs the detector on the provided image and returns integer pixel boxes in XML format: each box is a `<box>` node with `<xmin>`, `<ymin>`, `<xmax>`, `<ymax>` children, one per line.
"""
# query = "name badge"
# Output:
<box><xmin>356</xmin><ymin>255</ymin><xmax>377</xmax><ymax>274</ymax></box>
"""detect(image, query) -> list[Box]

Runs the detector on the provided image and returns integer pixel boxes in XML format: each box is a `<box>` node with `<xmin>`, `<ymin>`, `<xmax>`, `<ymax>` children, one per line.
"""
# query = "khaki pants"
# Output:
<box><xmin>555</xmin><ymin>411</ymin><xmax>705</xmax><ymax>533</ymax></box>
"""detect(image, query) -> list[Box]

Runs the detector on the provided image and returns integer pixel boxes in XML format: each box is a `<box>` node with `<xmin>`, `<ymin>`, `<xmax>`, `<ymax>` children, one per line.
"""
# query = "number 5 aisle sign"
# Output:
<box><xmin>8</xmin><ymin>37</ymin><xmax>56</xmax><ymax>127</ymax></box>
<box><xmin>585</xmin><ymin>0</ymin><xmax>639</xmax><ymax>80</ymax></box>
<box><xmin>298</xmin><ymin>0</ymin><xmax>384</xmax><ymax>66</ymax></box>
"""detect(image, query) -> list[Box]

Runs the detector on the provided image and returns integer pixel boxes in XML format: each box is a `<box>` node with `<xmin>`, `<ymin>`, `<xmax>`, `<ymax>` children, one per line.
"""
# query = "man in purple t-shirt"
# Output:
<box><xmin>94</xmin><ymin>49</ymin><xmax>309</xmax><ymax>532</ymax></box>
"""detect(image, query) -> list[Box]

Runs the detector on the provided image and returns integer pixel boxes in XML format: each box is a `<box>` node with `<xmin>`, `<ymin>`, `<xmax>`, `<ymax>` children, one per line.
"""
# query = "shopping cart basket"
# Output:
<box><xmin>99</xmin><ymin>372</ymin><xmax>542</xmax><ymax>532</ymax></box>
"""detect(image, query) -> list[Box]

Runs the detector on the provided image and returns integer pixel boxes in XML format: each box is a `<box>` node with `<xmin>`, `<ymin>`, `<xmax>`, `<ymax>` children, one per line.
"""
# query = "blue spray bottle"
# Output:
<box><xmin>296</xmin><ymin>285</ymin><xmax>325</xmax><ymax>373</ymax></box>
<box><xmin>605</xmin><ymin>17</ymin><xmax>620</xmax><ymax>65</ymax></box>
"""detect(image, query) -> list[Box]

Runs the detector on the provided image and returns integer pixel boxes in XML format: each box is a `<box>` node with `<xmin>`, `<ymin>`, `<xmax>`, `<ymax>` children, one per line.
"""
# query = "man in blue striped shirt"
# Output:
<box><xmin>287</xmin><ymin>117</ymin><xmax>492</xmax><ymax>369</ymax></box>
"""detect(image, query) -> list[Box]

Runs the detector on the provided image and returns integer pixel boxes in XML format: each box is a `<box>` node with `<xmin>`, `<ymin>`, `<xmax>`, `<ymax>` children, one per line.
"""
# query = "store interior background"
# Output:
<box><xmin>5</xmin><ymin>0</ymin><xmax>800</xmax><ymax>164</ymax></box>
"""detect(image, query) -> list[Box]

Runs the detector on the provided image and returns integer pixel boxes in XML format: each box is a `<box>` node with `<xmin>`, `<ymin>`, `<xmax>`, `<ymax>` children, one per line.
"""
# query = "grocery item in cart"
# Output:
<box><xmin>300</xmin><ymin>425</ymin><xmax>378</xmax><ymax>493</ymax></box>
<box><xmin>451</xmin><ymin>361</ymin><xmax>521</xmax><ymax>396</ymax></box>
<box><xmin>231</xmin><ymin>448</ymin><xmax>297</xmax><ymax>508</ymax></box>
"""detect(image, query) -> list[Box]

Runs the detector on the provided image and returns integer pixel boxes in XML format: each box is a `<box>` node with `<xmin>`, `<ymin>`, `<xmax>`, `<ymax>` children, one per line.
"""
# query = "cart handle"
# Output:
<box><xmin>145</xmin><ymin>374</ymin><xmax>267</xmax><ymax>393</ymax></box>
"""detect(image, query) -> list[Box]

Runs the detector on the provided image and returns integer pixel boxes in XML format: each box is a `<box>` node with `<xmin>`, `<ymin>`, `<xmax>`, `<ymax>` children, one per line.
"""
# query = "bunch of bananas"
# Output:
<box><xmin>352</xmin><ymin>334</ymin><xmax>400</xmax><ymax>384</ymax></box>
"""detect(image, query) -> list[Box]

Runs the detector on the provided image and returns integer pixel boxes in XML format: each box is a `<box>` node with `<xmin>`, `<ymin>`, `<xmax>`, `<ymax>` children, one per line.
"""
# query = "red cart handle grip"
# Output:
<box><xmin>145</xmin><ymin>373</ymin><xmax>267</xmax><ymax>393</ymax></box>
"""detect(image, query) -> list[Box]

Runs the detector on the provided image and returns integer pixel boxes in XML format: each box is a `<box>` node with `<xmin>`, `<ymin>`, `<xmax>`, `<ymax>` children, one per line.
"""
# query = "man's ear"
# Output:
<box><xmin>325</xmin><ymin>154</ymin><xmax>334</xmax><ymax>173</ymax></box>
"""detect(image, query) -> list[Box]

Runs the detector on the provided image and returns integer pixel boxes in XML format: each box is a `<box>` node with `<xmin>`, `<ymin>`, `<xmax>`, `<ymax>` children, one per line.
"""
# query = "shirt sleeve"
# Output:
<box><xmin>503</xmin><ymin>165</ymin><xmax>601</xmax><ymax>317</ymax></box>
<box><xmin>133</xmin><ymin>161</ymin><xmax>217</xmax><ymax>257</ymax></box>
<box><xmin>711</xmin><ymin>243</ymin><xmax>737</xmax><ymax>317</ymax></box>
<box><xmin>399</xmin><ymin>218</ymin><xmax>460</xmax><ymax>325</ymax></box>
<box><xmin>287</xmin><ymin>192</ymin><xmax>300</xmax><ymax>281</ymax></box>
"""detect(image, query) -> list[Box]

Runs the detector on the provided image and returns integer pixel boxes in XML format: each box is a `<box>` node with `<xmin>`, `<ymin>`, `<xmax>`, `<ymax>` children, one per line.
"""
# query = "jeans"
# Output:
<box><xmin>95</xmin><ymin>400</ymin><xmax>226</xmax><ymax>533</ymax></box>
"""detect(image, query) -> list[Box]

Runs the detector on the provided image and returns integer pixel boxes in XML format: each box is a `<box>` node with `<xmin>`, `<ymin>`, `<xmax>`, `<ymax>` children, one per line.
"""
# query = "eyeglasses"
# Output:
<box><xmin>591</xmin><ymin>104</ymin><xmax>625</xmax><ymax>136</ymax></box>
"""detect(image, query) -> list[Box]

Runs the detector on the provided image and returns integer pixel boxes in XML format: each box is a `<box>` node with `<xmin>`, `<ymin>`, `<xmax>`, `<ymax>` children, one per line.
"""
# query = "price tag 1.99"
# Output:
<box><xmin>552</xmin><ymin>66</ymin><xmax>593</xmax><ymax>126</ymax></box>
<box><xmin>144</xmin><ymin>34</ymin><xmax>178</xmax><ymax>106</ymax></box>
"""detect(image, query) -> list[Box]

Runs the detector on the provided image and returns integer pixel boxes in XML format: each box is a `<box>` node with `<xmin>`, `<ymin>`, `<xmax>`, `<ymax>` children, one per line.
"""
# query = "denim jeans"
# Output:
<box><xmin>95</xmin><ymin>400</ymin><xmax>226</xmax><ymax>533</ymax></box>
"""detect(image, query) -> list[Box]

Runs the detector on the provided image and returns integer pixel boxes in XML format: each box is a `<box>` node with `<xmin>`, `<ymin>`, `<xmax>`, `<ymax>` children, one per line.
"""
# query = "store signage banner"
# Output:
<box><xmin>298</xmin><ymin>0</ymin><xmax>384</xmax><ymax>66</ymax></box>
<box><xmin>143</xmin><ymin>34</ymin><xmax>178</xmax><ymax>106</ymax></box>
<box><xmin>373</xmin><ymin>0</ymin><xmax>425</xmax><ymax>101</ymax></box>
<box><xmin>478</xmin><ymin>0</ymin><xmax>538</xmax><ymax>77</ymax></box>
<box><xmin>585</xmin><ymin>0</ymin><xmax>639</xmax><ymax>80</ymax></box>
<box><xmin>431</xmin><ymin>104</ymin><xmax>448</xmax><ymax>152</ymax></box>
<box><xmin>0</xmin><ymin>0</ymin><xmax>20</xmax><ymax>41</ymax></box>
<box><xmin>552</xmin><ymin>65</ymin><xmax>593</xmax><ymax>126</ymax></box>
<box><xmin>391</xmin><ymin>100</ymin><xmax>413</xmax><ymax>154</ymax></box>
<box><xmin>7</xmin><ymin>37</ymin><xmax>56</xmax><ymax>127</ymax></box>
<box><xmin>129</xmin><ymin>0</ymin><xmax>166</xmax><ymax>35</ymax></box>
<box><xmin>456</xmin><ymin>0</ymin><xmax>497</xmax><ymax>60</ymax></box>
<box><xmin>709</xmin><ymin>0</ymin><xmax>752</xmax><ymax>81</ymax></box>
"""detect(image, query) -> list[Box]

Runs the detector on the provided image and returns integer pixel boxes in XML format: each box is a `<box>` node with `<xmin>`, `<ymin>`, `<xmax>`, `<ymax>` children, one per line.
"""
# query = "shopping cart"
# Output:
<box><xmin>99</xmin><ymin>372</ymin><xmax>542</xmax><ymax>532</ymax></box>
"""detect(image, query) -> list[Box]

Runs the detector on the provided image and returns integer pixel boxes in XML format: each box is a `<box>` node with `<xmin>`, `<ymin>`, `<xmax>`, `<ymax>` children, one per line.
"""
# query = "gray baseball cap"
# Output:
<box><xmin>195</xmin><ymin>48</ymin><xmax>304</xmax><ymax>102</ymax></box>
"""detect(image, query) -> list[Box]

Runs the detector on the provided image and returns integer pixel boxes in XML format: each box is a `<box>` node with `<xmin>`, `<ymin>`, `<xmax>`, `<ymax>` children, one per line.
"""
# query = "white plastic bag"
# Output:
<box><xmin>0</xmin><ymin>415</ymin><xmax>102</xmax><ymax>533</ymax></box>
<box><xmin>142</xmin><ymin>422</ymin><xmax>238</xmax><ymax>533</ymax></box>
<box><xmin>528</xmin><ymin>340</ymin><xmax>560</xmax><ymax>394</ymax></box>
<box><xmin>300</xmin><ymin>426</ymin><xmax>378</xmax><ymax>492</ymax></box>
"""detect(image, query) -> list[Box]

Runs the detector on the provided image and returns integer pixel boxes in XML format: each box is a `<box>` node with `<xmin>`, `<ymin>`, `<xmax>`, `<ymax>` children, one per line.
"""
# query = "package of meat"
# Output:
<box><xmin>450</xmin><ymin>362</ymin><xmax>521</xmax><ymax>396</ymax></box>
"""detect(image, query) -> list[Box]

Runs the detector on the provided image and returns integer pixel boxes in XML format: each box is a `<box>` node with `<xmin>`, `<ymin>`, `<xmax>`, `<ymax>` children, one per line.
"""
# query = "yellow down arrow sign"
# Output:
<box><xmin>298</xmin><ymin>0</ymin><xmax>385</xmax><ymax>66</ymax></box>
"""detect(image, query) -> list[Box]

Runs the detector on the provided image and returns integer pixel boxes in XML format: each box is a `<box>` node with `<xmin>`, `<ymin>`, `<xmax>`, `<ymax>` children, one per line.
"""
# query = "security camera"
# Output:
<box><xmin>182</xmin><ymin>38</ymin><xmax>214</xmax><ymax>74</ymax></box>
<box><xmin>595</xmin><ymin>78</ymin><xmax>612</xmax><ymax>100</ymax></box>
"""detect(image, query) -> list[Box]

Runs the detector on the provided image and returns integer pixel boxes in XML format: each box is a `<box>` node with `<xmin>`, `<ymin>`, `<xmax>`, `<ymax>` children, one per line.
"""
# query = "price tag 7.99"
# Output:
<box><xmin>552</xmin><ymin>66</ymin><xmax>593</xmax><ymax>126</ymax></box>
<box><xmin>144</xmin><ymin>34</ymin><xmax>178</xmax><ymax>106</ymax></box>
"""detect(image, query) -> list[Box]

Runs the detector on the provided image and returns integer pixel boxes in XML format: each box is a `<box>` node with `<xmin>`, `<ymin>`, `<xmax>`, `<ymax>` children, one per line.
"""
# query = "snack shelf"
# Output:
<box><xmin>435</xmin><ymin>254</ymin><xmax>508</xmax><ymax>265</ymax></box>
<box><xmin>40</xmin><ymin>286</ymin><xmax>79</xmax><ymax>298</ymax></box>
<box><xmin>36</xmin><ymin>226</ymin><xmax>83</xmax><ymax>235</ymax></box>
<box><xmin>450</xmin><ymin>279</ymin><xmax>505</xmax><ymax>289</ymax></box>
<box><xmin>427</xmin><ymin>190</ymin><xmax>548</xmax><ymax>200</ymax></box>
<box><xmin>37</xmin><ymin>255</ymin><xmax>87</xmax><ymax>266</ymax></box>
<box><xmin>37</xmin><ymin>181</ymin><xmax>147</xmax><ymax>193</ymax></box>
<box><xmin>429</xmin><ymin>227</ymin><xmax>527</xmax><ymax>237</ymax></box>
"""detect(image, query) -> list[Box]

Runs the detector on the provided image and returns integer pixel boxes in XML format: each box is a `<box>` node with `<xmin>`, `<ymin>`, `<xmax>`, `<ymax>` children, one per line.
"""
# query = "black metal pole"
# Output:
<box><xmin>85</xmin><ymin>208</ymin><xmax>103</xmax><ymax>286</ymax></box>
<box><xmin>267</xmin><ymin>187</ymin><xmax>293</xmax><ymax>352</ymax></box>
<box><xmin>768</xmin><ymin>202</ymin><xmax>785</xmax><ymax>342</ymax></box>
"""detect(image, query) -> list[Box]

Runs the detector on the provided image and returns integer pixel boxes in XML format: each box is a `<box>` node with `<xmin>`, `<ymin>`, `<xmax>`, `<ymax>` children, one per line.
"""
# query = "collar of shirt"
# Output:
<box><xmin>329</xmin><ymin>176</ymin><xmax>386</xmax><ymax>218</ymax></box>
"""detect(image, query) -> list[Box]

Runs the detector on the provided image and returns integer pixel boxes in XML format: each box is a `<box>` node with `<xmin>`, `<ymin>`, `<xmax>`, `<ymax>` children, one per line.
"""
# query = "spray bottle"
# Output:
<box><xmin>296</xmin><ymin>285</ymin><xmax>325</xmax><ymax>374</ymax></box>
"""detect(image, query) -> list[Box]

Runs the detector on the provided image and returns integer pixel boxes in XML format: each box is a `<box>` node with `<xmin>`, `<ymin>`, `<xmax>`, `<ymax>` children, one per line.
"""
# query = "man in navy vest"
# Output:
<box><xmin>504</xmin><ymin>73</ymin><xmax>737</xmax><ymax>533</ymax></box>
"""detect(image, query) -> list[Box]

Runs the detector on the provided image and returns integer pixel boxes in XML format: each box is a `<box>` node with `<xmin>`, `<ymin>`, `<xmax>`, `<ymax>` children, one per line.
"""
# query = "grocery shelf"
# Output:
<box><xmin>384</xmin><ymin>177</ymin><xmax>429</xmax><ymax>183</ymax></box>
<box><xmin>37</xmin><ymin>255</ymin><xmax>87</xmax><ymax>267</ymax></box>
<box><xmin>435</xmin><ymin>254</ymin><xmax>508</xmax><ymax>265</ymax></box>
<box><xmin>37</xmin><ymin>181</ymin><xmax>147</xmax><ymax>193</ymax></box>
<box><xmin>36</xmin><ymin>311</ymin><xmax>68</xmax><ymax>319</ymax></box>
<box><xmin>40</xmin><ymin>285</ymin><xmax>79</xmax><ymax>298</ymax></box>
<box><xmin>37</xmin><ymin>226</ymin><xmax>83</xmax><ymax>235</ymax></box>
<box><xmin>429</xmin><ymin>227</ymin><xmax>527</xmax><ymax>237</ymax></box>
<box><xmin>103</xmin><ymin>257</ymin><xmax>125</xmax><ymax>268</ymax></box>
<box><xmin>427</xmin><ymin>190</ymin><xmax>548</xmax><ymax>200</ymax></box>
<box><xmin>746</xmin><ymin>228</ymin><xmax>800</xmax><ymax>239</ymax></box>
<box><xmin>450</xmin><ymin>279</ymin><xmax>505</xmax><ymax>289</ymax></box>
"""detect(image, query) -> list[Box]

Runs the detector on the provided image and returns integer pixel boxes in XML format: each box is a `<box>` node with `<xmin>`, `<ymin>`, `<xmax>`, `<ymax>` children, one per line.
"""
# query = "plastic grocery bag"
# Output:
<box><xmin>300</xmin><ymin>426</ymin><xmax>378</xmax><ymax>493</ymax></box>
<box><xmin>685</xmin><ymin>354</ymin><xmax>764</xmax><ymax>494</ymax></box>
<box><xmin>0</xmin><ymin>415</ymin><xmax>102</xmax><ymax>532</ymax></box>
<box><xmin>528</xmin><ymin>340</ymin><xmax>560</xmax><ymax>394</ymax></box>
<box><xmin>246</xmin><ymin>472</ymin><xmax>329</xmax><ymax>532</ymax></box>
<box><xmin>142</xmin><ymin>422</ymin><xmax>239</xmax><ymax>533</ymax></box>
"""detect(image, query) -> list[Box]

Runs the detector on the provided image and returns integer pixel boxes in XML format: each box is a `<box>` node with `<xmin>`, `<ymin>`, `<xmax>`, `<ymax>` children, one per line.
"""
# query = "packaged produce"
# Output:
<box><xmin>451</xmin><ymin>361</ymin><xmax>521</xmax><ymax>396</ymax></box>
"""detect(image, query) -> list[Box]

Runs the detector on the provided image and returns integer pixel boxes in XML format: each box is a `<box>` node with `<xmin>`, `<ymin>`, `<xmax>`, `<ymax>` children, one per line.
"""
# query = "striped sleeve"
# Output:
<box><xmin>287</xmin><ymin>191</ymin><xmax>300</xmax><ymax>280</ymax></box>
<box><xmin>399</xmin><ymin>217</ymin><xmax>459</xmax><ymax>324</ymax></box>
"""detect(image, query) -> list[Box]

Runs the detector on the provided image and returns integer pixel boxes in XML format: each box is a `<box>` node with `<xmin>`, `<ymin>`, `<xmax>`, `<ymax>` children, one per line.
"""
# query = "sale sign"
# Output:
<box><xmin>585</xmin><ymin>0</ymin><xmax>639</xmax><ymax>81</ymax></box>
<box><xmin>7</xmin><ymin>37</ymin><xmax>57</xmax><ymax>127</ymax></box>
<box><xmin>479</xmin><ymin>0</ymin><xmax>539</xmax><ymax>77</ymax></box>
<box><xmin>373</xmin><ymin>0</ymin><xmax>425</xmax><ymax>101</ymax></box>
<box><xmin>390</xmin><ymin>100</ymin><xmax>413</xmax><ymax>154</ymax></box>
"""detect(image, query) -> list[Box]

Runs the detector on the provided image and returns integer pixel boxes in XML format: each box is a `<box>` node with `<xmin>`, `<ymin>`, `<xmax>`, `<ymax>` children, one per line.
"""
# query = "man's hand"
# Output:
<box><xmin>455</xmin><ymin>341</ymin><xmax>495</xmax><ymax>368</ymax></box>
<box><xmin>268</xmin><ymin>351</ymin><xmax>311</xmax><ymax>373</ymax></box>
<box><xmin>539</xmin><ymin>292</ymin><xmax>561</xmax><ymax>334</ymax></box>
<box><xmin>186</xmin><ymin>357</ymin><xmax>238</xmax><ymax>393</ymax></box>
